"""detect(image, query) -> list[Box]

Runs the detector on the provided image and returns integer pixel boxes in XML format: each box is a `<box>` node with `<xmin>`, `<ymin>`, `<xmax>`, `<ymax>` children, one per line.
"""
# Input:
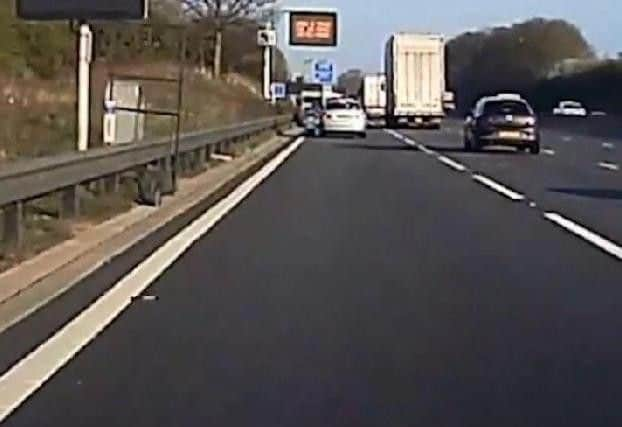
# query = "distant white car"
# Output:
<box><xmin>322</xmin><ymin>99</ymin><xmax>367</xmax><ymax>138</ymax></box>
<box><xmin>553</xmin><ymin>101</ymin><xmax>587</xmax><ymax>117</ymax></box>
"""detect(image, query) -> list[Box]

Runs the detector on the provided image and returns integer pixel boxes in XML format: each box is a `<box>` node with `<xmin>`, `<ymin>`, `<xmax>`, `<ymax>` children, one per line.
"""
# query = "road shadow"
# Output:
<box><xmin>549</xmin><ymin>188</ymin><xmax>622</xmax><ymax>200</ymax></box>
<box><xmin>330</xmin><ymin>142</ymin><xmax>414</xmax><ymax>151</ymax></box>
<box><xmin>424</xmin><ymin>145</ymin><xmax>522</xmax><ymax>156</ymax></box>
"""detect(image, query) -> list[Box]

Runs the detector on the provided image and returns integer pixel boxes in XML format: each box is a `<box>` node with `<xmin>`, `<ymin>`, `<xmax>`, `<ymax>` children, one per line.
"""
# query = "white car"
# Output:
<box><xmin>553</xmin><ymin>101</ymin><xmax>587</xmax><ymax>117</ymax></box>
<box><xmin>322</xmin><ymin>99</ymin><xmax>367</xmax><ymax>138</ymax></box>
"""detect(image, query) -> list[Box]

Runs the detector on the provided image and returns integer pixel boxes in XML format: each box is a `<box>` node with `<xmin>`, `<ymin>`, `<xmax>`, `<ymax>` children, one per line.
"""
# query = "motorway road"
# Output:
<box><xmin>402</xmin><ymin>119</ymin><xmax>622</xmax><ymax>245</ymax></box>
<box><xmin>2</xmin><ymin>127</ymin><xmax>622</xmax><ymax>426</ymax></box>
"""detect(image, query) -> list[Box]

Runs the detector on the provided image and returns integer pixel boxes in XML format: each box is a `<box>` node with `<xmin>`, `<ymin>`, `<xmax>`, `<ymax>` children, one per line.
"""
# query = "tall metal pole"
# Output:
<box><xmin>173</xmin><ymin>32</ymin><xmax>187</xmax><ymax>192</ymax></box>
<box><xmin>77</xmin><ymin>23</ymin><xmax>93</xmax><ymax>151</ymax></box>
<box><xmin>263</xmin><ymin>22</ymin><xmax>272</xmax><ymax>101</ymax></box>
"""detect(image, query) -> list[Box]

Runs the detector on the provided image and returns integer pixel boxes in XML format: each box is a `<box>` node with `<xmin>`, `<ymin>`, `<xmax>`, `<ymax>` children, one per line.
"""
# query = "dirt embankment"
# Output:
<box><xmin>0</xmin><ymin>64</ymin><xmax>282</xmax><ymax>272</ymax></box>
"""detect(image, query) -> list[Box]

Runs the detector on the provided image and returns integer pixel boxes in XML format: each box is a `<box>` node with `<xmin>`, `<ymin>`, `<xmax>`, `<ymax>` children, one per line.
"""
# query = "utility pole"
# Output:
<box><xmin>77</xmin><ymin>23</ymin><xmax>93</xmax><ymax>151</ymax></box>
<box><xmin>262</xmin><ymin>21</ymin><xmax>273</xmax><ymax>102</ymax></box>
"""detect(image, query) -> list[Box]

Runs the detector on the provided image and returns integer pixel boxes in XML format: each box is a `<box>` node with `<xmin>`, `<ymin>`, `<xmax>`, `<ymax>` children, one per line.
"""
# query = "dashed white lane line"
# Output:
<box><xmin>384</xmin><ymin>129</ymin><xmax>404</xmax><ymax>140</ymax></box>
<box><xmin>437</xmin><ymin>155</ymin><xmax>467</xmax><ymax>172</ymax></box>
<box><xmin>598</xmin><ymin>161</ymin><xmax>619</xmax><ymax>171</ymax></box>
<box><xmin>602</xmin><ymin>142</ymin><xmax>615</xmax><ymax>150</ymax></box>
<box><xmin>471</xmin><ymin>174</ymin><xmax>526</xmax><ymax>201</ymax></box>
<box><xmin>384</xmin><ymin>129</ymin><xmax>437</xmax><ymax>154</ymax></box>
<box><xmin>544</xmin><ymin>213</ymin><xmax>622</xmax><ymax>261</ymax></box>
<box><xmin>416</xmin><ymin>144</ymin><xmax>437</xmax><ymax>155</ymax></box>
<box><xmin>385</xmin><ymin>128</ymin><xmax>621</xmax><ymax>261</ymax></box>
<box><xmin>0</xmin><ymin>137</ymin><xmax>306</xmax><ymax>423</ymax></box>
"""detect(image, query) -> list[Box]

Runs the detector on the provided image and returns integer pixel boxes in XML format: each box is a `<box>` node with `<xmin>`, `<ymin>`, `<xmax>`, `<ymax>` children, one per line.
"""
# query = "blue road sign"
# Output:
<box><xmin>312</xmin><ymin>59</ymin><xmax>335</xmax><ymax>85</ymax></box>
<box><xmin>270</xmin><ymin>82</ymin><xmax>287</xmax><ymax>99</ymax></box>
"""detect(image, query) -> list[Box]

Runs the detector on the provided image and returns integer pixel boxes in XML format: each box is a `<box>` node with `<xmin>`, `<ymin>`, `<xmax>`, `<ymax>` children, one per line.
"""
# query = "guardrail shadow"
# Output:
<box><xmin>549</xmin><ymin>188</ymin><xmax>622</xmax><ymax>201</ymax></box>
<box><xmin>329</xmin><ymin>141</ymin><xmax>413</xmax><ymax>151</ymax></box>
<box><xmin>425</xmin><ymin>145</ymin><xmax>521</xmax><ymax>156</ymax></box>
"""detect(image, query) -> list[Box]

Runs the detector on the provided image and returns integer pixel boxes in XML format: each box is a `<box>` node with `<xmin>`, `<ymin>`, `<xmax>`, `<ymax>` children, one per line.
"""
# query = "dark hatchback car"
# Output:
<box><xmin>463</xmin><ymin>95</ymin><xmax>540</xmax><ymax>154</ymax></box>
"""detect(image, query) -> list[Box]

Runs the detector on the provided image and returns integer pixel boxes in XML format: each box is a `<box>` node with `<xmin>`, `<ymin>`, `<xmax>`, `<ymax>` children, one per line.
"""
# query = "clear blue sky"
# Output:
<box><xmin>275</xmin><ymin>0</ymin><xmax>621</xmax><ymax>76</ymax></box>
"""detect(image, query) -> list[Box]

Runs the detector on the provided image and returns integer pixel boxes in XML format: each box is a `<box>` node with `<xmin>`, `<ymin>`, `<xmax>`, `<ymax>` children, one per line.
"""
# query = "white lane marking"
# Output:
<box><xmin>598</xmin><ymin>161</ymin><xmax>619</xmax><ymax>171</ymax></box>
<box><xmin>542</xmin><ymin>148</ymin><xmax>556</xmax><ymax>156</ymax></box>
<box><xmin>471</xmin><ymin>174</ymin><xmax>526</xmax><ymax>201</ymax></box>
<box><xmin>562</xmin><ymin>136</ymin><xmax>573</xmax><ymax>142</ymax></box>
<box><xmin>544</xmin><ymin>213</ymin><xmax>622</xmax><ymax>261</ymax></box>
<box><xmin>384</xmin><ymin>129</ymin><xmax>404</xmax><ymax>140</ymax></box>
<box><xmin>437</xmin><ymin>155</ymin><xmax>467</xmax><ymax>172</ymax></box>
<box><xmin>602</xmin><ymin>142</ymin><xmax>615</xmax><ymax>150</ymax></box>
<box><xmin>400</xmin><ymin>137</ymin><xmax>417</xmax><ymax>148</ymax></box>
<box><xmin>383</xmin><ymin>129</ymin><xmax>437</xmax><ymax>154</ymax></box>
<box><xmin>416</xmin><ymin>143</ymin><xmax>437</xmax><ymax>155</ymax></box>
<box><xmin>0</xmin><ymin>137</ymin><xmax>306</xmax><ymax>423</ymax></box>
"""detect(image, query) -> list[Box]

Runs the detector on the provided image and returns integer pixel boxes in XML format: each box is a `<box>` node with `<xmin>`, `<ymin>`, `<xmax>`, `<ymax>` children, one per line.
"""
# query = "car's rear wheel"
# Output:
<box><xmin>529</xmin><ymin>142</ymin><xmax>540</xmax><ymax>155</ymax></box>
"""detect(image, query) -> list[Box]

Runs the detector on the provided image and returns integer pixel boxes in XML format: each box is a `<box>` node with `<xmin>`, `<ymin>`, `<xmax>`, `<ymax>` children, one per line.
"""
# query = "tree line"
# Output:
<box><xmin>0</xmin><ymin>0</ymin><xmax>287</xmax><ymax>82</ymax></box>
<box><xmin>447</xmin><ymin>17</ymin><xmax>622</xmax><ymax>113</ymax></box>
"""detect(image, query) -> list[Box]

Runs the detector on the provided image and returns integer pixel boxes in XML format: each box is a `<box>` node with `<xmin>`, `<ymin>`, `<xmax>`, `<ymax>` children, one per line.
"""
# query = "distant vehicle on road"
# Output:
<box><xmin>443</xmin><ymin>91</ymin><xmax>456</xmax><ymax>111</ymax></box>
<box><xmin>361</xmin><ymin>73</ymin><xmax>387</xmax><ymax>123</ymax></box>
<box><xmin>322</xmin><ymin>98</ymin><xmax>367</xmax><ymax>138</ymax></box>
<box><xmin>303</xmin><ymin>106</ymin><xmax>323</xmax><ymax>137</ymax></box>
<box><xmin>553</xmin><ymin>100</ymin><xmax>588</xmax><ymax>117</ymax></box>
<box><xmin>464</xmin><ymin>94</ymin><xmax>540</xmax><ymax>154</ymax></box>
<box><xmin>385</xmin><ymin>33</ymin><xmax>447</xmax><ymax>129</ymax></box>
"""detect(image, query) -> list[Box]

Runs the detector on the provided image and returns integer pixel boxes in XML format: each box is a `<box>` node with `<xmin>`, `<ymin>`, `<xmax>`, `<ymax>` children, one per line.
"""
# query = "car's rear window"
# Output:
<box><xmin>484</xmin><ymin>101</ymin><xmax>531</xmax><ymax>115</ymax></box>
<box><xmin>303</xmin><ymin>96</ymin><xmax>321</xmax><ymax>104</ymax></box>
<box><xmin>327</xmin><ymin>101</ymin><xmax>360</xmax><ymax>110</ymax></box>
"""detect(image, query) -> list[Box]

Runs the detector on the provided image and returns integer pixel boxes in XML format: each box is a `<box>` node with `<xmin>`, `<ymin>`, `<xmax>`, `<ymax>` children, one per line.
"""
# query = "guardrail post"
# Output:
<box><xmin>104</xmin><ymin>174</ymin><xmax>120</xmax><ymax>193</ymax></box>
<box><xmin>159</xmin><ymin>157</ymin><xmax>175</xmax><ymax>194</ymax></box>
<box><xmin>206</xmin><ymin>145</ymin><xmax>214</xmax><ymax>162</ymax></box>
<box><xmin>198</xmin><ymin>147</ymin><xmax>209</xmax><ymax>164</ymax></box>
<box><xmin>194</xmin><ymin>147</ymin><xmax>205</xmax><ymax>169</ymax></box>
<box><xmin>95</xmin><ymin>177</ymin><xmax>107</xmax><ymax>194</ymax></box>
<box><xmin>60</xmin><ymin>185</ymin><xmax>80</xmax><ymax>218</ymax></box>
<box><xmin>179</xmin><ymin>153</ymin><xmax>189</xmax><ymax>172</ymax></box>
<box><xmin>2</xmin><ymin>202</ymin><xmax>24</xmax><ymax>248</ymax></box>
<box><xmin>191</xmin><ymin>149</ymin><xmax>200</xmax><ymax>170</ymax></box>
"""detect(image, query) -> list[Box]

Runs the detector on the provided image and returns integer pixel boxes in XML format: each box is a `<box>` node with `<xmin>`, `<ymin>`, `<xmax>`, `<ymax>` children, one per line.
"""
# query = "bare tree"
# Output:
<box><xmin>181</xmin><ymin>0</ymin><xmax>275</xmax><ymax>77</ymax></box>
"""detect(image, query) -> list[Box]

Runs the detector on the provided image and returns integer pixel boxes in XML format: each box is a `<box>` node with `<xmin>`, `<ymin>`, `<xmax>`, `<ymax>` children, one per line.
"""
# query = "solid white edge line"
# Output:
<box><xmin>471</xmin><ymin>174</ymin><xmax>525</xmax><ymax>201</ymax></box>
<box><xmin>437</xmin><ymin>155</ymin><xmax>467</xmax><ymax>172</ymax></box>
<box><xmin>0</xmin><ymin>137</ymin><xmax>306</xmax><ymax>422</ymax></box>
<box><xmin>597</xmin><ymin>161</ymin><xmax>619</xmax><ymax>171</ymax></box>
<box><xmin>543</xmin><ymin>212</ymin><xmax>622</xmax><ymax>261</ymax></box>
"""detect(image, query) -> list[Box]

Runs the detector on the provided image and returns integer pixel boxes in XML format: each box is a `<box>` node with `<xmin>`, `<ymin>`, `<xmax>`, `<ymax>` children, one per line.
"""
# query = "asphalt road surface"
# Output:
<box><xmin>2</xmin><ymin>126</ymin><xmax>622</xmax><ymax>426</ymax></box>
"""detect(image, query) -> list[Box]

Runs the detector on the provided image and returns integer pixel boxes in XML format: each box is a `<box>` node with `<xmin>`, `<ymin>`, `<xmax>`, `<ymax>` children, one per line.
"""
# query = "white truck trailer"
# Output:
<box><xmin>385</xmin><ymin>33</ymin><xmax>447</xmax><ymax>128</ymax></box>
<box><xmin>362</xmin><ymin>73</ymin><xmax>387</xmax><ymax>123</ymax></box>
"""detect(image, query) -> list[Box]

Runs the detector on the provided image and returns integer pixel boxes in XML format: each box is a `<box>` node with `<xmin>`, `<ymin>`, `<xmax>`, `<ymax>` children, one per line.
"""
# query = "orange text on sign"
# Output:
<box><xmin>295</xmin><ymin>20</ymin><xmax>334</xmax><ymax>39</ymax></box>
